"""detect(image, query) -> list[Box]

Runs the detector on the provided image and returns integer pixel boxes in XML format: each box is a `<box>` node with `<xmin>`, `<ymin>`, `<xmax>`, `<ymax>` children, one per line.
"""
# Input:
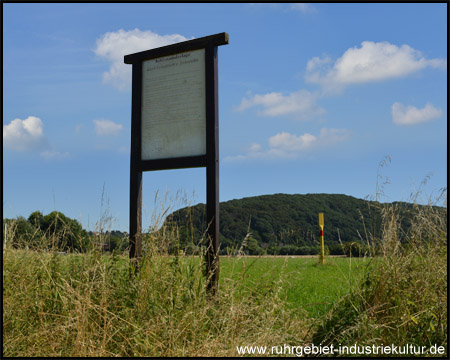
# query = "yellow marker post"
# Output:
<box><xmin>319</xmin><ymin>213</ymin><xmax>325</xmax><ymax>264</ymax></box>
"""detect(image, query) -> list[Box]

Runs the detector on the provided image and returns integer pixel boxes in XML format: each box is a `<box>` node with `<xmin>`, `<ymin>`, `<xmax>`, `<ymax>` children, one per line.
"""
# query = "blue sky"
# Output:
<box><xmin>3</xmin><ymin>3</ymin><xmax>447</xmax><ymax>232</ymax></box>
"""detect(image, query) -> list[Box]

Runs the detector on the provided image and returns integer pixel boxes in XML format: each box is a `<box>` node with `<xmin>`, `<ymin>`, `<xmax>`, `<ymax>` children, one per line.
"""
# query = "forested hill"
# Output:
<box><xmin>165</xmin><ymin>193</ymin><xmax>437</xmax><ymax>256</ymax></box>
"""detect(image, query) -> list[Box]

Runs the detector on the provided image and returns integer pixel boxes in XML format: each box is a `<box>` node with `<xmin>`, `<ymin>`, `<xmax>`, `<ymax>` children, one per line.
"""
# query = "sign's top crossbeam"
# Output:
<box><xmin>124</xmin><ymin>32</ymin><xmax>229</xmax><ymax>64</ymax></box>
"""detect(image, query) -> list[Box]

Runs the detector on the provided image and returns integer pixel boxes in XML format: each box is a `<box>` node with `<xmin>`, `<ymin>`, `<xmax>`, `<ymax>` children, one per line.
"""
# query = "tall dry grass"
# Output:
<box><xmin>312</xmin><ymin>186</ymin><xmax>447</xmax><ymax>355</ymax></box>
<box><xmin>3</xmin><ymin>192</ymin><xmax>311</xmax><ymax>357</ymax></box>
<box><xmin>3</xmin><ymin>248</ymin><xmax>311</xmax><ymax>357</ymax></box>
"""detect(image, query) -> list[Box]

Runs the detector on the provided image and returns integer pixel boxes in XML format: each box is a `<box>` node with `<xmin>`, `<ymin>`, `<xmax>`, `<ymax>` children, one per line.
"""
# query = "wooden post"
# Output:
<box><xmin>205</xmin><ymin>45</ymin><xmax>220</xmax><ymax>294</ymax></box>
<box><xmin>129</xmin><ymin>61</ymin><xmax>143</xmax><ymax>269</ymax></box>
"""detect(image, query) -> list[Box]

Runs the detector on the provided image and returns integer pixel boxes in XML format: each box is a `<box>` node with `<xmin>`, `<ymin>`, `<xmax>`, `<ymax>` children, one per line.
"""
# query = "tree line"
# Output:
<box><xmin>3</xmin><ymin>211</ymin><xmax>128</xmax><ymax>253</ymax></box>
<box><xmin>5</xmin><ymin>193</ymin><xmax>443</xmax><ymax>256</ymax></box>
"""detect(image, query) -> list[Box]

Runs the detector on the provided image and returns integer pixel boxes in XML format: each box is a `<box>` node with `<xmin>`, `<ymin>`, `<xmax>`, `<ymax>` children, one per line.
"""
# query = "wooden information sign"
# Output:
<box><xmin>124</xmin><ymin>33</ymin><xmax>229</xmax><ymax>293</ymax></box>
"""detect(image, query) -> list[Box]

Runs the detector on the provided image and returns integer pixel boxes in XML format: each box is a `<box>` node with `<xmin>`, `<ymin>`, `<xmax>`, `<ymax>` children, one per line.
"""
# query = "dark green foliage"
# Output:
<box><xmin>244</xmin><ymin>234</ymin><xmax>264</xmax><ymax>255</ymax></box>
<box><xmin>342</xmin><ymin>242</ymin><xmax>371</xmax><ymax>257</ymax></box>
<box><xmin>165</xmin><ymin>193</ymin><xmax>442</xmax><ymax>256</ymax></box>
<box><xmin>88</xmin><ymin>230</ymin><xmax>129</xmax><ymax>253</ymax></box>
<box><xmin>28</xmin><ymin>211</ymin><xmax>43</xmax><ymax>228</ymax></box>
<box><xmin>4</xmin><ymin>211</ymin><xmax>131</xmax><ymax>253</ymax></box>
<box><xmin>39</xmin><ymin>211</ymin><xmax>89</xmax><ymax>252</ymax></box>
<box><xmin>4</xmin><ymin>211</ymin><xmax>90</xmax><ymax>252</ymax></box>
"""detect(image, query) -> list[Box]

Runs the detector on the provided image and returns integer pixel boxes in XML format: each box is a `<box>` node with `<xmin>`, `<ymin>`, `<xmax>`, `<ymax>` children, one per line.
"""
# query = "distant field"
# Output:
<box><xmin>153</xmin><ymin>253</ymin><xmax>370</xmax><ymax>317</ymax></box>
<box><xmin>219</xmin><ymin>256</ymin><xmax>370</xmax><ymax>317</ymax></box>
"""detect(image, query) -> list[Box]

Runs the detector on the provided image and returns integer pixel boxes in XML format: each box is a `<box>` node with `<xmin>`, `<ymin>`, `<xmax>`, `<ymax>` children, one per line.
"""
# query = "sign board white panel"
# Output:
<box><xmin>141</xmin><ymin>49</ymin><xmax>206</xmax><ymax>160</ymax></box>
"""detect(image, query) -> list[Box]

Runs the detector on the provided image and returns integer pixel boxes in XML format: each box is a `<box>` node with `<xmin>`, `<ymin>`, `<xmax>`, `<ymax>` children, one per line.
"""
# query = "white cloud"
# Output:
<box><xmin>269</xmin><ymin>128</ymin><xmax>350</xmax><ymax>153</ymax></box>
<box><xmin>3</xmin><ymin>116</ymin><xmax>49</xmax><ymax>151</ymax></box>
<box><xmin>249</xmin><ymin>143</ymin><xmax>263</xmax><ymax>152</ymax></box>
<box><xmin>235</xmin><ymin>89</ymin><xmax>325</xmax><ymax>120</ymax></box>
<box><xmin>306</xmin><ymin>41</ymin><xmax>446</xmax><ymax>91</ymax></box>
<box><xmin>306</xmin><ymin>55</ymin><xmax>331</xmax><ymax>72</ymax></box>
<box><xmin>94</xmin><ymin>29</ymin><xmax>190</xmax><ymax>91</ymax></box>
<box><xmin>392</xmin><ymin>102</ymin><xmax>443</xmax><ymax>126</ymax></box>
<box><xmin>225</xmin><ymin>127</ymin><xmax>350</xmax><ymax>161</ymax></box>
<box><xmin>93</xmin><ymin>119</ymin><xmax>123</xmax><ymax>136</ymax></box>
<box><xmin>268</xmin><ymin>131</ymin><xmax>318</xmax><ymax>152</ymax></box>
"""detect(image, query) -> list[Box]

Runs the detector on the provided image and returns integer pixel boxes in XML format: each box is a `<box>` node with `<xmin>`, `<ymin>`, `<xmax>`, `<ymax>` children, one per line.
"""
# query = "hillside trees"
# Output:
<box><xmin>165</xmin><ymin>193</ymin><xmax>442</xmax><ymax>256</ymax></box>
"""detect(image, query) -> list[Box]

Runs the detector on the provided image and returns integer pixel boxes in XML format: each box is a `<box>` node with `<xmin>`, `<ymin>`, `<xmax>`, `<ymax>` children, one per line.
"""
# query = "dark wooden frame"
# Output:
<box><xmin>125</xmin><ymin>33</ymin><xmax>228</xmax><ymax>293</ymax></box>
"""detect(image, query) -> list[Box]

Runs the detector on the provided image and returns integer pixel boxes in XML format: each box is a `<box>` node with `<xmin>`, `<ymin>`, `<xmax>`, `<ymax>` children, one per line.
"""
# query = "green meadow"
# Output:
<box><xmin>219</xmin><ymin>256</ymin><xmax>370</xmax><ymax>318</ymax></box>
